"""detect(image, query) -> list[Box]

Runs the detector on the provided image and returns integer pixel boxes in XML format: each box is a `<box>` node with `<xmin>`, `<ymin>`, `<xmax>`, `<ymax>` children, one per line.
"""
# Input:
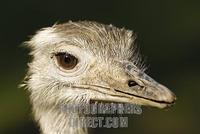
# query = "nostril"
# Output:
<box><xmin>128</xmin><ymin>80</ymin><xmax>138</xmax><ymax>87</ymax></box>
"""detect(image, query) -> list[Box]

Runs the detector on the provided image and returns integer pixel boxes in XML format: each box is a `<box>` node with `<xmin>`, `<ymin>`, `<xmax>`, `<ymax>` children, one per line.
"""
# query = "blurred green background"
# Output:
<box><xmin>0</xmin><ymin>0</ymin><xmax>200</xmax><ymax>134</ymax></box>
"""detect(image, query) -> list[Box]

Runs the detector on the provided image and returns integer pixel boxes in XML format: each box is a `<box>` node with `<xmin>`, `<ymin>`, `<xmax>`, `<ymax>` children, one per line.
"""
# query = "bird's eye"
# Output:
<box><xmin>55</xmin><ymin>52</ymin><xmax>78</xmax><ymax>70</ymax></box>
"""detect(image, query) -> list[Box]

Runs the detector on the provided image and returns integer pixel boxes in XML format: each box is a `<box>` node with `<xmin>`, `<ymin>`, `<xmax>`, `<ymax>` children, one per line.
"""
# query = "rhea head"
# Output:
<box><xmin>25</xmin><ymin>21</ymin><xmax>176</xmax><ymax>115</ymax></box>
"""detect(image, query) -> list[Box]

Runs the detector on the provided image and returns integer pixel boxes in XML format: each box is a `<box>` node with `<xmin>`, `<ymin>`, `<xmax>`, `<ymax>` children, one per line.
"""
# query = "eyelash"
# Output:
<box><xmin>55</xmin><ymin>52</ymin><xmax>66</xmax><ymax>56</ymax></box>
<box><xmin>50</xmin><ymin>50</ymin><xmax>68</xmax><ymax>59</ymax></box>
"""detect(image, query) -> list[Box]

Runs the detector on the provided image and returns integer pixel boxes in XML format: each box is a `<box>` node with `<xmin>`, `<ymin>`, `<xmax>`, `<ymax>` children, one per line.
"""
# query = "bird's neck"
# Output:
<box><xmin>33</xmin><ymin>105</ymin><xmax>88</xmax><ymax>134</ymax></box>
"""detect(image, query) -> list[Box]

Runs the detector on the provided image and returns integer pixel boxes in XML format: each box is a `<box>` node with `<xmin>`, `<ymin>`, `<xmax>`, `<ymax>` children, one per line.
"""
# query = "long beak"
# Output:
<box><xmin>113</xmin><ymin>71</ymin><xmax>176</xmax><ymax>108</ymax></box>
<box><xmin>89</xmin><ymin>63</ymin><xmax>176</xmax><ymax>109</ymax></box>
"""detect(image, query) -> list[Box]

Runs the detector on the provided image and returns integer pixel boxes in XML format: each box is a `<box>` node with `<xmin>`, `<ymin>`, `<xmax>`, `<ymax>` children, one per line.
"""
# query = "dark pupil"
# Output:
<box><xmin>64</xmin><ymin>55</ymin><xmax>72</xmax><ymax>63</ymax></box>
<box><xmin>55</xmin><ymin>53</ymin><xmax>78</xmax><ymax>70</ymax></box>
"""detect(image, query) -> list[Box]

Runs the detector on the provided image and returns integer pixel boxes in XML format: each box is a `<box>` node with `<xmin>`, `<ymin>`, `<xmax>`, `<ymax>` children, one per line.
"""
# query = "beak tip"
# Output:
<box><xmin>170</xmin><ymin>91</ymin><xmax>177</xmax><ymax>103</ymax></box>
<box><xmin>165</xmin><ymin>91</ymin><xmax>177</xmax><ymax>108</ymax></box>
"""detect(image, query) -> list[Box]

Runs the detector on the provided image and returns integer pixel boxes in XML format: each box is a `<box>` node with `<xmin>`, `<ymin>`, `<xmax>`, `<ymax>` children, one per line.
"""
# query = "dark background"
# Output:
<box><xmin>0</xmin><ymin>0</ymin><xmax>200</xmax><ymax>134</ymax></box>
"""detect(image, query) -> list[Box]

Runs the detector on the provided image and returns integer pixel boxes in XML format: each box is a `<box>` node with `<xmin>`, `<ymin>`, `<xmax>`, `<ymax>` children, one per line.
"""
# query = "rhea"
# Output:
<box><xmin>23</xmin><ymin>21</ymin><xmax>176</xmax><ymax>134</ymax></box>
